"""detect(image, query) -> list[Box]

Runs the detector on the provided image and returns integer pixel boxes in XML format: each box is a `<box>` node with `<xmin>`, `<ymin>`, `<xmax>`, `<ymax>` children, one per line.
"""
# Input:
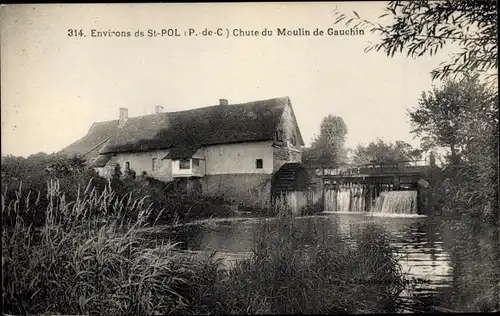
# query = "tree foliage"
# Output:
<box><xmin>302</xmin><ymin>115</ymin><xmax>348</xmax><ymax>166</ymax></box>
<box><xmin>408</xmin><ymin>73</ymin><xmax>497</xmax><ymax>164</ymax></box>
<box><xmin>333</xmin><ymin>0</ymin><xmax>498</xmax><ymax>81</ymax></box>
<box><xmin>352</xmin><ymin>139</ymin><xmax>423</xmax><ymax>165</ymax></box>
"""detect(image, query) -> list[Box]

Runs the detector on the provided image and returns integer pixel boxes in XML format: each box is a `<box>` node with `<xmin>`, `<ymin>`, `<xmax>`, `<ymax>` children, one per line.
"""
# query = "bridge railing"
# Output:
<box><xmin>309</xmin><ymin>160</ymin><xmax>430</xmax><ymax>177</ymax></box>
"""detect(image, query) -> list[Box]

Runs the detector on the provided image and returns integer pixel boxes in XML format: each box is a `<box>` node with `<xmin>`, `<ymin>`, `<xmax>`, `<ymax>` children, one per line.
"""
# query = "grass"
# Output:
<box><xmin>2</xmin><ymin>179</ymin><xmax>224</xmax><ymax>315</ymax></box>
<box><xmin>215</xmin><ymin>207</ymin><xmax>408</xmax><ymax>314</ymax></box>
<box><xmin>2</xmin><ymin>178</ymin><xmax>409</xmax><ymax>315</ymax></box>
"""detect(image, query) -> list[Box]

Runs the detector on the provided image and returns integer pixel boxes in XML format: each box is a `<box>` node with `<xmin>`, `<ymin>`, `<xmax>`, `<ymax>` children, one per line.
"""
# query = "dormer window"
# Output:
<box><xmin>179</xmin><ymin>158</ymin><xmax>190</xmax><ymax>169</ymax></box>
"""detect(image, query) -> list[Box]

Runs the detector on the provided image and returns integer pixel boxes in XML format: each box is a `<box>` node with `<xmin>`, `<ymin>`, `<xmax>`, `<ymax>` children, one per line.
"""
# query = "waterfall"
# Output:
<box><xmin>322</xmin><ymin>184</ymin><xmax>418</xmax><ymax>215</ymax></box>
<box><xmin>323</xmin><ymin>184</ymin><xmax>365</xmax><ymax>213</ymax></box>
<box><xmin>351</xmin><ymin>186</ymin><xmax>365</xmax><ymax>212</ymax></box>
<box><xmin>324</xmin><ymin>189</ymin><xmax>337</xmax><ymax>212</ymax></box>
<box><xmin>336</xmin><ymin>185</ymin><xmax>351</xmax><ymax>212</ymax></box>
<box><xmin>372</xmin><ymin>190</ymin><xmax>417</xmax><ymax>214</ymax></box>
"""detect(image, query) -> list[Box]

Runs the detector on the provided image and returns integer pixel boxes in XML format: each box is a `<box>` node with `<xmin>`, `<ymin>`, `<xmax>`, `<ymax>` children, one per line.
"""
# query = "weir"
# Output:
<box><xmin>310</xmin><ymin>160</ymin><xmax>432</xmax><ymax>215</ymax></box>
<box><xmin>323</xmin><ymin>183</ymin><xmax>418</xmax><ymax>214</ymax></box>
<box><xmin>271</xmin><ymin>160</ymin><xmax>432</xmax><ymax>215</ymax></box>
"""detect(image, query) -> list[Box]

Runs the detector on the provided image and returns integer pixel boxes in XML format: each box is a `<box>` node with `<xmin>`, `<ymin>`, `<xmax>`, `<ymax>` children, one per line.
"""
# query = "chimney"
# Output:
<box><xmin>119</xmin><ymin>108</ymin><xmax>128</xmax><ymax>126</ymax></box>
<box><xmin>219</xmin><ymin>99</ymin><xmax>228</xmax><ymax>106</ymax></box>
<box><xmin>155</xmin><ymin>105</ymin><xmax>164</xmax><ymax>114</ymax></box>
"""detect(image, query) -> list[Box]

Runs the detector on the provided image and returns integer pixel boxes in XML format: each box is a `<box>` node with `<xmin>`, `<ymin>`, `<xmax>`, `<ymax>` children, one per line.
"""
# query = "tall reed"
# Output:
<box><xmin>2</xmin><ymin>178</ymin><xmax>223</xmax><ymax>315</ymax></box>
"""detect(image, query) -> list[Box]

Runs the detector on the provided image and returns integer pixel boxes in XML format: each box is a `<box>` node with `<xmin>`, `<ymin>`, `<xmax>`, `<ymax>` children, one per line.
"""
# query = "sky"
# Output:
<box><xmin>1</xmin><ymin>2</ymin><xmax>459</xmax><ymax>158</ymax></box>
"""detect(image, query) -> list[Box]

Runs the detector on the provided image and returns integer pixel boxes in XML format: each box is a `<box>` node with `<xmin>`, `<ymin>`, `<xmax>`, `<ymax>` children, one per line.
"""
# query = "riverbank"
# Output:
<box><xmin>2</xmin><ymin>180</ymin><xmax>409</xmax><ymax>315</ymax></box>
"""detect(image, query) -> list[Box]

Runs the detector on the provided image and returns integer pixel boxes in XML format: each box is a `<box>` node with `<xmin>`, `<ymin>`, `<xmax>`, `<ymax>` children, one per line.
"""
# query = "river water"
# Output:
<box><xmin>144</xmin><ymin>211</ymin><xmax>498</xmax><ymax>313</ymax></box>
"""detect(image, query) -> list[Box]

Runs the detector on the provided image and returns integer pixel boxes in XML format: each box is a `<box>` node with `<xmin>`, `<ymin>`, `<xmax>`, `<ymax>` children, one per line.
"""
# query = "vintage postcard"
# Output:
<box><xmin>1</xmin><ymin>2</ymin><xmax>498</xmax><ymax>314</ymax></box>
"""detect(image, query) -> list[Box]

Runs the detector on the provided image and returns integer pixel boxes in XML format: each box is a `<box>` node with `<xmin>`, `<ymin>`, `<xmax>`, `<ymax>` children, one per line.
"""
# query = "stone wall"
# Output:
<box><xmin>272</xmin><ymin>103</ymin><xmax>302</xmax><ymax>172</ymax></box>
<box><xmin>202</xmin><ymin>173</ymin><xmax>272</xmax><ymax>207</ymax></box>
<box><xmin>273</xmin><ymin>145</ymin><xmax>302</xmax><ymax>171</ymax></box>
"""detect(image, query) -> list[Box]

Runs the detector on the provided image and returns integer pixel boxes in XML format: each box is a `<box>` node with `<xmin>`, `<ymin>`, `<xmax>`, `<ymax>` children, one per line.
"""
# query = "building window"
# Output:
<box><xmin>192</xmin><ymin>158</ymin><xmax>200</xmax><ymax>167</ymax></box>
<box><xmin>152</xmin><ymin>157</ymin><xmax>159</xmax><ymax>171</ymax></box>
<box><xmin>290</xmin><ymin>133</ymin><xmax>296</xmax><ymax>146</ymax></box>
<box><xmin>256</xmin><ymin>159</ymin><xmax>263</xmax><ymax>169</ymax></box>
<box><xmin>179</xmin><ymin>158</ymin><xmax>190</xmax><ymax>169</ymax></box>
<box><xmin>125</xmin><ymin>161</ymin><xmax>130</xmax><ymax>171</ymax></box>
<box><xmin>275</xmin><ymin>128</ymin><xmax>283</xmax><ymax>142</ymax></box>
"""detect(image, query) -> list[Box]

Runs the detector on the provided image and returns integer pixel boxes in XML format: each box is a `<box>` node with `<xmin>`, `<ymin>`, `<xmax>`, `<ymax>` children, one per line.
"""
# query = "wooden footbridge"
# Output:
<box><xmin>270</xmin><ymin>160</ymin><xmax>435</xmax><ymax>214</ymax></box>
<box><xmin>307</xmin><ymin>160</ymin><xmax>434</xmax><ymax>190</ymax></box>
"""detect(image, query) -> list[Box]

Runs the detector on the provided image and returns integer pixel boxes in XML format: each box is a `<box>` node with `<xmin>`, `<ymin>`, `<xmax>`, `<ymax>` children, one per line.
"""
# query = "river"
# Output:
<box><xmin>143</xmin><ymin>211</ymin><xmax>498</xmax><ymax>313</ymax></box>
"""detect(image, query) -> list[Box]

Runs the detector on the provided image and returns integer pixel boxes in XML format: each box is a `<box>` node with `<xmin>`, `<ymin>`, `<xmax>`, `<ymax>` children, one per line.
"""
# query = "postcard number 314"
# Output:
<box><xmin>68</xmin><ymin>29</ymin><xmax>85</xmax><ymax>37</ymax></box>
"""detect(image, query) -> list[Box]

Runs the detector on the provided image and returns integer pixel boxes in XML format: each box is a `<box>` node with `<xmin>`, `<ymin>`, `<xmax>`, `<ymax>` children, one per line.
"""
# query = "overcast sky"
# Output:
<box><xmin>1</xmin><ymin>2</ymin><xmax>458</xmax><ymax>157</ymax></box>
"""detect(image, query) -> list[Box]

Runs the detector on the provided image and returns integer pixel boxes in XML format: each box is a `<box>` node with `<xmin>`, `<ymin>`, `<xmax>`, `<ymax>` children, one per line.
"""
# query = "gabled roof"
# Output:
<box><xmin>92</xmin><ymin>153</ymin><xmax>113</xmax><ymax>167</ymax></box>
<box><xmin>100</xmin><ymin>96</ymin><xmax>304</xmax><ymax>154</ymax></box>
<box><xmin>59</xmin><ymin>120</ymin><xmax>119</xmax><ymax>163</ymax></box>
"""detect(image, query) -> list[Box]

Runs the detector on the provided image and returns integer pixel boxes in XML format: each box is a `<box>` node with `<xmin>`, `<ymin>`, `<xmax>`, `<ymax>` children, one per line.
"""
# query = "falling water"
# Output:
<box><xmin>336</xmin><ymin>185</ymin><xmax>351</xmax><ymax>212</ymax></box>
<box><xmin>324</xmin><ymin>189</ymin><xmax>337</xmax><ymax>213</ymax></box>
<box><xmin>372</xmin><ymin>190</ymin><xmax>418</xmax><ymax>214</ymax></box>
<box><xmin>323</xmin><ymin>184</ymin><xmax>366</xmax><ymax>213</ymax></box>
<box><xmin>351</xmin><ymin>186</ymin><xmax>365</xmax><ymax>212</ymax></box>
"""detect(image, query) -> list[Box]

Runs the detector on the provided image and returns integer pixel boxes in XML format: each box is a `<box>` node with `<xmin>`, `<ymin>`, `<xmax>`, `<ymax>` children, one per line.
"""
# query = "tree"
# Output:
<box><xmin>333</xmin><ymin>0</ymin><xmax>497</xmax><ymax>81</ymax></box>
<box><xmin>408</xmin><ymin>73</ymin><xmax>497</xmax><ymax>164</ymax></box>
<box><xmin>302</xmin><ymin>115</ymin><xmax>348</xmax><ymax>166</ymax></box>
<box><xmin>352</xmin><ymin>139</ymin><xmax>423</xmax><ymax>165</ymax></box>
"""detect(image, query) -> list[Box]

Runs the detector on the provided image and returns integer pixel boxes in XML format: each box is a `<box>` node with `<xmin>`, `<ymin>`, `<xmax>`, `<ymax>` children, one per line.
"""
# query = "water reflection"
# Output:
<box><xmin>145</xmin><ymin>213</ymin><xmax>496</xmax><ymax>312</ymax></box>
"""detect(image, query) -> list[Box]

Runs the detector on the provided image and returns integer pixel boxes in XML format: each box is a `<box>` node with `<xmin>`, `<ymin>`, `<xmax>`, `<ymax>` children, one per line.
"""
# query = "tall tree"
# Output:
<box><xmin>352</xmin><ymin>139</ymin><xmax>423</xmax><ymax>165</ymax></box>
<box><xmin>302</xmin><ymin>115</ymin><xmax>348</xmax><ymax>166</ymax></box>
<box><xmin>408</xmin><ymin>73</ymin><xmax>497</xmax><ymax>164</ymax></box>
<box><xmin>333</xmin><ymin>0</ymin><xmax>497</xmax><ymax>82</ymax></box>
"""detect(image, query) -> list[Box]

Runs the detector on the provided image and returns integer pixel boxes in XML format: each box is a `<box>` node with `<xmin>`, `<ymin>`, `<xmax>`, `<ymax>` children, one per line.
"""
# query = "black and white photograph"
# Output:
<box><xmin>1</xmin><ymin>1</ymin><xmax>498</xmax><ymax>314</ymax></box>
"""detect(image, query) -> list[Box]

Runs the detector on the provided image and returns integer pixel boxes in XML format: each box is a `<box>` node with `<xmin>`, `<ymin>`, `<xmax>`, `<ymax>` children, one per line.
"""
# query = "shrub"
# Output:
<box><xmin>1</xmin><ymin>154</ymin><xmax>107</xmax><ymax>227</ymax></box>
<box><xmin>110</xmin><ymin>176</ymin><xmax>235</xmax><ymax>226</ymax></box>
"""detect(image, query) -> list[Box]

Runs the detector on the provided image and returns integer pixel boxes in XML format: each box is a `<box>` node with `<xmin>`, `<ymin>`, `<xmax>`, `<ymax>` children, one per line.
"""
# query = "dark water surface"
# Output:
<box><xmin>143</xmin><ymin>212</ymin><xmax>498</xmax><ymax>312</ymax></box>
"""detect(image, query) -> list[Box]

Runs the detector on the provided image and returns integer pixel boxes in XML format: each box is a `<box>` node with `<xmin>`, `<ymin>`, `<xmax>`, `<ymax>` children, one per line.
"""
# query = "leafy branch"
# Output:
<box><xmin>332</xmin><ymin>1</ymin><xmax>498</xmax><ymax>81</ymax></box>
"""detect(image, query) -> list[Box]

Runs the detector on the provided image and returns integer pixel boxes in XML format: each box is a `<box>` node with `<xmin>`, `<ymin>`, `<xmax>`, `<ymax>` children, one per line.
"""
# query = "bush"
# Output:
<box><xmin>110</xmin><ymin>176</ymin><xmax>235</xmax><ymax>226</ymax></box>
<box><xmin>1</xmin><ymin>153</ymin><xmax>107</xmax><ymax>227</ymax></box>
<box><xmin>1</xmin><ymin>153</ymin><xmax>236</xmax><ymax>228</ymax></box>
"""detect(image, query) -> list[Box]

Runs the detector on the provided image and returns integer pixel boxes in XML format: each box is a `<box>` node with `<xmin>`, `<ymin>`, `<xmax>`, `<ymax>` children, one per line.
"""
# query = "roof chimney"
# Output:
<box><xmin>119</xmin><ymin>108</ymin><xmax>128</xmax><ymax>127</ymax></box>
<box><xmin>155</xmin><ymin>105</ymin><xmax>164</xmax><ymax>114</ymax></box>
<box><xmin>219</xmin><ymin>99</ymin><xmax>228</xmax><ymax>106</ymax></box>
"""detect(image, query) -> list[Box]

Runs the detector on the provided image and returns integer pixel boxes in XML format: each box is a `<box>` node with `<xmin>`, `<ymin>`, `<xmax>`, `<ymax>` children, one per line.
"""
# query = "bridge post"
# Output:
<box><xmin>321</xmin><ymin>168</ymin><xmax>325</xmax><ymax>212</ymax></box>
<box><xmin>365</xmin><ymin>184</ymin><xmax>371</xmax><ymax>212</ymax></box>
<box><xmin>393</xmin><ymin>176</ymin><xmax>400</xmax><ymax>190</ymax></box>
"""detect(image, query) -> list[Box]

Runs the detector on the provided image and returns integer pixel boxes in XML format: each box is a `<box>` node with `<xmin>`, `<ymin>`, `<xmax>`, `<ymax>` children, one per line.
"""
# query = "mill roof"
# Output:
<box><xmin>100</xmin><ymin>96</ymin><xmax>304</xmax><ymax>154</ymax></box>
<box><xmin>60</xmin><ymin>97</ymin><xmax>304</xmax><ymax>163</ymax></box>
<box><xmin>59</xmin><ymin>120</ymin><xmax>119</xmax><ymax>163</ymax></box>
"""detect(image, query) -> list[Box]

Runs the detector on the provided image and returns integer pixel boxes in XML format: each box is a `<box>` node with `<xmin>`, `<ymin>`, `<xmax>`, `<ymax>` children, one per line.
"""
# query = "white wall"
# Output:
<box><xmin>108</xmin><ymin>141</ymin><xmax>274</xmax><ymax>179</ymax></box>
<box><xmin>204</xmin><ymin>141</ymin><xmax>274</xmax><ymax>175</ymax></box>
<box><xmin>114</xmin><ymin>149</ymin><xmax>173</xmax><ymax>181</ymax></box>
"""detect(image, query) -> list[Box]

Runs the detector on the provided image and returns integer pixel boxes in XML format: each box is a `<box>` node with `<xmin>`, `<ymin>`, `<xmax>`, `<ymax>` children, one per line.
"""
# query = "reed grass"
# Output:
<box><xmin>2</xmin><ymin>179</ymin><xmax>223</xmax><ymax>315</ymax></box>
